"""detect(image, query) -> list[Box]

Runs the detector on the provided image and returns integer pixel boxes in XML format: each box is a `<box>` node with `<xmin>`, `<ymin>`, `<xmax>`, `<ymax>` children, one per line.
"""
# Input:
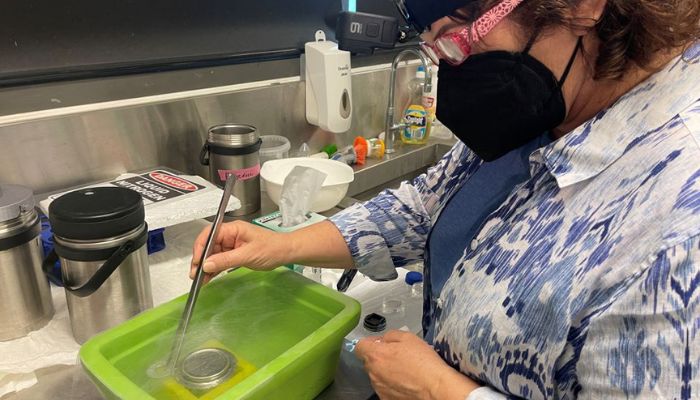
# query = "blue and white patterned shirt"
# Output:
<box><xmin>331</xmin><ymin>43</ymin><xmax>700</xmax><ymax>399</ymax></box>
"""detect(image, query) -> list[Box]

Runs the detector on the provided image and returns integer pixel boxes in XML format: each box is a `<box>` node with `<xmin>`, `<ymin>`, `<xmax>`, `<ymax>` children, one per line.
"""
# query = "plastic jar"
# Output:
<box><xmin>259</xmin><ymin>135</ymin><xmax>291</xmax><ymax>165</ymax></box>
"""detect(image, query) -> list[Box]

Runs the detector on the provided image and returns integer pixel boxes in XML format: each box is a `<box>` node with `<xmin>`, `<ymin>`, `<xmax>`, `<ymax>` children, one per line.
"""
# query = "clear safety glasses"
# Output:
<box><xmin>418</xmin><ymin>0</ymin><xmax>524</xmax><ymax>66</ymax></box>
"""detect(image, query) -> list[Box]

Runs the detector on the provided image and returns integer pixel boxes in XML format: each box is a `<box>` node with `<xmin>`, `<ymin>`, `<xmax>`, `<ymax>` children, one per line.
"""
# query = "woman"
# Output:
<box><xmin>192</xmin><ymin>0</ymin><xmax>700</xmax><ymax>398</ymax></box>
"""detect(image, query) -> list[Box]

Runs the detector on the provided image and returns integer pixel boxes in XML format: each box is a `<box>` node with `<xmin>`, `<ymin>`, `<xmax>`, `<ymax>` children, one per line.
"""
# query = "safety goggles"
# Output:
<box><xmin>400</xmin><ymin>0</ymin><xmax>524</xmax><ymax>66</ymax></box>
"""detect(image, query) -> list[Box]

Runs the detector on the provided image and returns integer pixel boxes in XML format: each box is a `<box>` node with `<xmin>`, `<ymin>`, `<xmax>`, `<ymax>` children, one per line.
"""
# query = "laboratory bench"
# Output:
<box><xmin>2</xmin><ymin>139</ymin><xmax>453</xmax><ymax>400</ymax></box>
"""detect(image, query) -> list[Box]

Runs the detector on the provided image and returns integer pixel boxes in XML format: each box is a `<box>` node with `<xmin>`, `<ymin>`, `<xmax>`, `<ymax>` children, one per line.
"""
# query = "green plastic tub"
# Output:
<box><xmin>79</xmin><ymin>267</ymin><xmax>361</xmax><ymax>399</ymax></box>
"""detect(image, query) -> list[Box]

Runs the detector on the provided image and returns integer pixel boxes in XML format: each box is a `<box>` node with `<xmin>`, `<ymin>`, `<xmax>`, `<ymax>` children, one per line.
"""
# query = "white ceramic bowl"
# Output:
<box><xmin>260</xmin><ymin>158</ymin><xmax>355</xmax><ymax>212</ymax></box>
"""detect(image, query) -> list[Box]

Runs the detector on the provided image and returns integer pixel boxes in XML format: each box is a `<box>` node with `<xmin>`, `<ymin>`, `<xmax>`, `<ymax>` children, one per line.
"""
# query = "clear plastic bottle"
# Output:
<box><xmin>425</xmin><ymin>65</ymin><xmax>438</xmax><ymax>124</ymax></box>
<box><xmin>295</xmin><ymin>142</ymin><xmax>310</xmax><ymax>157</ymax></box>
<box><xmin>401</xmin><ymin>66</ymin><xmax>432</xmax><ymax>145</ymax></box>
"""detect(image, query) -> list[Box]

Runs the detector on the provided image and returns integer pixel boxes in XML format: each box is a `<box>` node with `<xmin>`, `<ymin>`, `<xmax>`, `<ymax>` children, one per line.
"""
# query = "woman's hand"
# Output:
<box><xmin>190</xmin><ymin>221</ymin><xmax>291</xmax><ymax>282</ymax></box>
<box><xmin>190</xmin><ymin>220</ymin><xmax>354</xmax><ymax>283</ymax></box>
<box><xmin>355</xmin><ymin>330</ymin><xmax>480</xmax><ymax>400</ymax></box>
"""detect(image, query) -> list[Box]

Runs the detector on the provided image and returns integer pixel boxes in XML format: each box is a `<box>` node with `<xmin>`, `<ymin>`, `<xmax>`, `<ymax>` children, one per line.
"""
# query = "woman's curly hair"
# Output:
<box><xmin>454</xmin><ymin>0</ymin><xmax>700</xmax><ymax>80</ymax></box>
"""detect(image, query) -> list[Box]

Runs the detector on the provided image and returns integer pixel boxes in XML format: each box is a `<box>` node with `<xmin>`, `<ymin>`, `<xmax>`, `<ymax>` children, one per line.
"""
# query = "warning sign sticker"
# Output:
<box><xmin>110</xmin><ymin>169</ymin><xmax>205</xmax><ymax>204</ymax></box>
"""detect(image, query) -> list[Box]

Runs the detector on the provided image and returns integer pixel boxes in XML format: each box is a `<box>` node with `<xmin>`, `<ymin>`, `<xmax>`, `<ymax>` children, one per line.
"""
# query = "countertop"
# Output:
<box><xmin>3</xmin><ymin>194</ymin><xmax>376</xmax><ymax>400</ymax></box>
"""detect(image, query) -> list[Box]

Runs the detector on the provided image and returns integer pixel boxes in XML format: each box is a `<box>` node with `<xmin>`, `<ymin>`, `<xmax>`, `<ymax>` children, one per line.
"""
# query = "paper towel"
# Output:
<box><xmin>0</xmin><ymin>289</ymin><xmax>80</xmax><ymax>398</ymax></box>
<box><xmin>0</xmin><ymin>286</ymin><xmax>80</xmax><ymax>376</ymax></box>
<box><xmin>0</xmin><ymin>372</ymin><xmax>38</xmax><ymax>398</ymax></box>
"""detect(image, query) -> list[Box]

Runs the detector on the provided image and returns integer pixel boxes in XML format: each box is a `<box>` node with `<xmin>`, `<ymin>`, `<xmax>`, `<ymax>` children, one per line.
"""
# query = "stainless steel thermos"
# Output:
<box><xmin>0</xmin><ymin>184</ymin><xmax>54</xmax><ymax>341</ymax></box>
<box><xmin>44</xmin><ymin>187</ymin><xmax>152</xmax><ymax>344</ymax></box>
<box><xmin>200</xmin><ymin>124</ymin><xmax>262</xmax><ymax>215</ymax></box>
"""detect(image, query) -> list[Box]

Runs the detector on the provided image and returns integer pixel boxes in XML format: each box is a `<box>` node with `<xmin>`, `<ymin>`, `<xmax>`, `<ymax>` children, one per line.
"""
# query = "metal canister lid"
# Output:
<box><xmin>48</xmin><ymin>187</ymin><xmax>144</xmax><ymax>241</ymax></box>
<box><xmin>207</xmin><ymin>124</ymin><xmax>259</xmax><ymax>148</ymax></box>
<box><xmin>177</xmin><ymin>348</ymin><xmax>237</xmax><ymax>391</ymax></box>
<box><xmin>0</xmin><ymin>184</ymin><xmax>35</xmax><ymax>224</ymax></box>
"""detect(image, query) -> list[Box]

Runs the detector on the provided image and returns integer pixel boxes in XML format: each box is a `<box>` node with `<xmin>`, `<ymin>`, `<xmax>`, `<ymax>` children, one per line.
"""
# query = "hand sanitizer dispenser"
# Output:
<box><xmin>304</xmin><ymin>30</ymin><xmax>352</xmax><ymax>133</ymax></box>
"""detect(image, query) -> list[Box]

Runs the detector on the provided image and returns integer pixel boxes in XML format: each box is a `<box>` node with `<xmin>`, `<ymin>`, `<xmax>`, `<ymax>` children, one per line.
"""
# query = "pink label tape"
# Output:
<box><xmin>217</xmin><ymin>164</ymin><xmax>260</xmax><ymax>182</ymax></box>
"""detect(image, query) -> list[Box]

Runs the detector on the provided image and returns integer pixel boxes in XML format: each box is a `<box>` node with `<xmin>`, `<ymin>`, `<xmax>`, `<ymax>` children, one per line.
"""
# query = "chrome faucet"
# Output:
<box><xmin>385</xmin><ymin>48</ymin><xmax>433</xmax><ymax>154</ymax></box>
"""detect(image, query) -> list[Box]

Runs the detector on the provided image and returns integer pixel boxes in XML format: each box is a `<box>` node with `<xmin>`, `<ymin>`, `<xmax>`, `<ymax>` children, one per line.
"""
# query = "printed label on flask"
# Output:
<box><xmin>218</xmin><ymin>164</ymin><xmax>261</xmax><ymax>182</ymax></box>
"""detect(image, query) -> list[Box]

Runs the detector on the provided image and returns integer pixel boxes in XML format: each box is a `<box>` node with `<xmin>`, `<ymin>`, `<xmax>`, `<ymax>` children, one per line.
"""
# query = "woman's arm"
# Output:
<box><xmin>330</xmin><ymin>141</ymin><xmax>480</xmax><ymax>280</ymax></box>
<box><xmin>194</xmin><ymin>142</ymin><xmax>480</xmax><ymax>277</ymax></box>
<box><xmin>191</xmin><ymin>219</ymin><xmax>353</xmax><ymax>277</ymax></box>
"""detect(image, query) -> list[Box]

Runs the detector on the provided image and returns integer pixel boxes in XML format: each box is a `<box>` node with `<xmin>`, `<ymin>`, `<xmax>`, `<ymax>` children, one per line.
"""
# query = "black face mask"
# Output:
<box><xmin>436</xmin><ymin>37</ymin><xmax>582</xmax><ymax>162</ymax></box>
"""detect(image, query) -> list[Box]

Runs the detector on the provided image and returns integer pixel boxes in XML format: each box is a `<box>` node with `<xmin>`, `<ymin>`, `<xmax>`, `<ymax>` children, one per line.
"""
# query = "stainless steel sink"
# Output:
<box><xmin>338</xmin><ymin>139</ymin><xmax>454</xmax><ymax>208</ymax></box>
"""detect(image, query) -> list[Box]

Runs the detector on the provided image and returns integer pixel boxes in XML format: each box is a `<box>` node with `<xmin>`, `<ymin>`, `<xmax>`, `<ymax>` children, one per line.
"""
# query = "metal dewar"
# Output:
<box><xmin>200</xmin><ymin>124</ymin><xmax>262</xmax><ymax>216</ymax></box>
<box><xmin>0</xmin><ymin>184</ymin><xmax>54</xmax><ymax>341</ymax></box>
<box><xmin>46</xmin><ymin>187</ymin><xmax>153</xmax><ymax>344</ymax></box>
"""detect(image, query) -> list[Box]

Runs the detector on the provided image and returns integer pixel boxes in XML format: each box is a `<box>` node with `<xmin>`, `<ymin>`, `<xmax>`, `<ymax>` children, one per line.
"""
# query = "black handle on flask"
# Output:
<box><xmin>42</xmin><ymin>227</ymin><xmax>147</xmax><ymax>298</ymax></box>
<box><xmin>42</xmin><ymin>250</ymin><xmax>63</xmax><ymax>287</ymax></box>
<box><xmin>199</xmin><ymin>142</ymin><xmax>210</xmax><ymax>166</ymax></box>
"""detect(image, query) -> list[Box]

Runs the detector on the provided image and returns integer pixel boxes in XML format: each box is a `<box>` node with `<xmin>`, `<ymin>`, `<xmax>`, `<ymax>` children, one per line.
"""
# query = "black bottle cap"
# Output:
<box><xmin>363</xmin><ymin>313</ymin><xmax>387</xmax><ymax>333</ymax></box>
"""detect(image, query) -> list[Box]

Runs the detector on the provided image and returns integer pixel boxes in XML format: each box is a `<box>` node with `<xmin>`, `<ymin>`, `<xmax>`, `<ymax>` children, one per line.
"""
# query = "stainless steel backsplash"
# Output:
<box><xmin>0</xmin><ymin>62</ymin><xmax>417</xmax><ymax>195</ymax></box>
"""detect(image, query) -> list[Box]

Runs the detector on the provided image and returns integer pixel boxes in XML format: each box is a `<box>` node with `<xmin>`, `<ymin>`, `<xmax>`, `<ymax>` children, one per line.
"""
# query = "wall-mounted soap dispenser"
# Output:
<box><xmin>304</xmin><ymin>30</ymin><xmax>352</xmax><ymax>133</ymax></box>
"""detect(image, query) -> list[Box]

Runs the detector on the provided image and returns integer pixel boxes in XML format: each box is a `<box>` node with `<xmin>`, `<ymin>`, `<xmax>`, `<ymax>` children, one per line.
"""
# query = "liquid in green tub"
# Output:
<box><xmin>109</xmin><ymin>279</ymin><xmax>331</xmax><ymax>399</ymax></box>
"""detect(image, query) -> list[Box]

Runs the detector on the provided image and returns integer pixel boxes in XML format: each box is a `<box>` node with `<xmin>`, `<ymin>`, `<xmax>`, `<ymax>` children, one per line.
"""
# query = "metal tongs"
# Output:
<box><xmin>167</xmin><ymin>174</ymin><xmax>237</xmax><ymax>371</ymax></box>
